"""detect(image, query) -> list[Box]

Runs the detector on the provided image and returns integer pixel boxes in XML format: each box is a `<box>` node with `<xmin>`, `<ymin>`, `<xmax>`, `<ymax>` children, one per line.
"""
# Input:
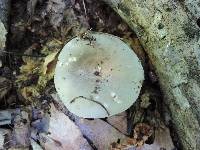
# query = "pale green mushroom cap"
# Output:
<box><xmin>54</xmin><ymin>32</ymin><xmax>144</xmax><ymax>118</ymax></box>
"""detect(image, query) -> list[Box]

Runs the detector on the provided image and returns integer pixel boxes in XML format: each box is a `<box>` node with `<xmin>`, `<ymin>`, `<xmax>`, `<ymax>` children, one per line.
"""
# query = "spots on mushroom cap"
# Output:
<box><xmin>110</xmin><ymin>92</ymin><xmax>122</xmax><ymax>104</ymax></box>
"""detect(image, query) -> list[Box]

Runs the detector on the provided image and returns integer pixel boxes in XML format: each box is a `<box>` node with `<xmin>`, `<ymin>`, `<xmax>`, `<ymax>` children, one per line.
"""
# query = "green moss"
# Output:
<box><xmin>117</xmin><ymin>3</ymin><xmax>130</xmax><ymax>17</ymax></box>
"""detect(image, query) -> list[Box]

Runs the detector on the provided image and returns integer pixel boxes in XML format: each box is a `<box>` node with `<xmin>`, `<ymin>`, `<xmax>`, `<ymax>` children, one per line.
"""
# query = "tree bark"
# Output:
<box><xmin>181</xmin><ymin>0</ymin><xmax>200</xmax><ymax>20</ymax></box>
<box><xmin>103</xmin><ymin>0</ymin><xmax>200</xmax><ymax>149</ymax></box>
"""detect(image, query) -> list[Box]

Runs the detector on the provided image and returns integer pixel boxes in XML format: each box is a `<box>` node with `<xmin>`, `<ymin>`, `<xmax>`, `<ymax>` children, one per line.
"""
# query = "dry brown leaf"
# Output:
<box><xmin>107</xmin><ymin>112</ymin><xmax>128</xmax><ymax>135</ymax></box>
<box><xmin>42</xmin><ymin>51</ymin><xmax>59</xmax><ymax>75</ymax></box>
<box><xmin>16</xmin><ymin>44</ymin><xmax>41</xmax><ymax>84</ymax></box>
<box><xmin>75</xmin><ymin>118</ymin><xmax>126</xmax><ymax>150</ymax></box>
<box><xmin>7</xmin><ymin>111</ymin><xmax>31</xmax><ymax>149</ymax></box>
<box><xmin>20</xmin><ymin>86</ymin><xmax>40</xmax><ymax>102</ymax></box>
<box><xmin>20</xmin><ymin>59</ymin><xmax>41</xmax><ymax>74</ymax></box>
<box><xmin>133</xmin><ymin>123</ymin><xmax>153</xmax><ymax>145</ymax></box>
<box><xmin>41</xmin><ymin>39</ymin><xmax>63</xmax><ymax>55</ymax></box>
<box><xmin>110</xmin><ymin>138</ymin><xmax>136</xmax><ymax>150</ymax></box>
<box><xmin>17</xmin><ymin>39</ymin><xmax>63</xmax><ymax>102</ymax></box>
<box><xmin>136</xmin><ymin>125</ymin><xmax>175</xmax><ymax>150</ymax></box>
<box><xmin>110</xmin><ymin>123</ymin><xmax>154</xmax><ymax>150</ymax></box>
<box><xmin>39</xmin><ymin>104</ymin><xmax>92</xmax><ymax>150</ymax></box>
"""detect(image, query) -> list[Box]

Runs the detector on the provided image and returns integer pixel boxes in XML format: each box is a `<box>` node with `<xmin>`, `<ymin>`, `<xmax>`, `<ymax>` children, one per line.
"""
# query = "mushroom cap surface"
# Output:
<box><xmin>54</xmin><ymin>32</ymin><xmax>144</xmax><ymax>118</ymax></box>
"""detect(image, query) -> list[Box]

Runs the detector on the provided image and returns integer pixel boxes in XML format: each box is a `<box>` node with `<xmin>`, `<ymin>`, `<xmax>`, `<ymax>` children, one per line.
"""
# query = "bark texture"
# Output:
<box><xmin>103</xmin><ymin>0</ymin><xmax>200</xmax><ymax>149</ymax></box>
<box><xmin>182</xmin><ymin>0</ymin><xmax>200</xmax><ymax>20</ymax></box>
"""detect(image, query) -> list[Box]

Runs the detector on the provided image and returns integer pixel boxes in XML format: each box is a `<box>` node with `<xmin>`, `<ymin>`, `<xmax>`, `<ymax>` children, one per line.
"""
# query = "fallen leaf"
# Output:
<box><xmin>136</xmin><ymin>125</ymin><xmax>175</xmax><ymax>150</ymax></box>
<box><xmin>17</xmin><ymin>54</ymin><xmax>42</xmax><ymax>85</ymax></box>
<box><xmin>39</xmin><ymin>104</ymin><xmax>92</xmax><ymax>150</ymax></box>
<box><xmin>107</xmin><ymin>112</ymin><xmax>128</xmax><ymax>135</ymax></box>
<box><xmin>20</xmin><ymin>59</ymin><xmax>40</xmax><ymax>74</ymax></box>
<box><xmin>16</xmin><ymin>39</ymin><xmax>63</xmax><ymax>102</ymax></box>
<box><xmin>42</xmin><ymin>51</ymin><xmax>59</xmax><ymax>75</ymax></box>
<box><xmin>75</xmin><ymin>118</ymin><xmax>127</xmax><ymax>150</ymax></box>
<box><xmin>110</xmin><ymin>123</ymin><xmax>154</xmax><ymax>150</ymax></box>
<box><xmin>20</xmin><ymin>86</ymin><xmax>40</xmax><ymax>102</ymax></box>
<box><xmin>133</xmin><ymin>123</ymin><xmax>153</xmax><ymax>146</ymax></box>
<box><xmin>8</xmin><ymin>111</ymin><xmax>31</xmax><ymax>149</ymax></box>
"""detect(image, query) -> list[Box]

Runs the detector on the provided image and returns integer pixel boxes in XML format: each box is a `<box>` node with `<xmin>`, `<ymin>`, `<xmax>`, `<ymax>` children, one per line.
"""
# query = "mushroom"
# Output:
<box><xmin>54</xmin><ymin>32</ymin><xmax>144</xmax><ymax>118</ymax></box>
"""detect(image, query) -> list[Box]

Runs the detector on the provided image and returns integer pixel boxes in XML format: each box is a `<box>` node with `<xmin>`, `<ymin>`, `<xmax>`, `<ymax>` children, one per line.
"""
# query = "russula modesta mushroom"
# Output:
<box><xmin>54</xmin><ymin>32</ymin><xmax>144</xmax><ymax>118</ymax></box>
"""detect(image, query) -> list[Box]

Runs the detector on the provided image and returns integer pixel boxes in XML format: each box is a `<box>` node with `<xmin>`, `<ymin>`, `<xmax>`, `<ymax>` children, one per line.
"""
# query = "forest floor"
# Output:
<box><xmin>0</xmin><ymin>0</ymin><xmax>180</xmax><ymax>149</ymax></box>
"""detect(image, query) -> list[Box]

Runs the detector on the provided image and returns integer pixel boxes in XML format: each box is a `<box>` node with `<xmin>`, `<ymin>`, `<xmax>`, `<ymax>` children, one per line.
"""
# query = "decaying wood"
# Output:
<box><xmin>182</xmin><ymin>0</ymin><xmax>200</xmax><ymax>20</ymax></box>
<box><xmin>103</xmin><ymin>0</ymin><xmax>200</xmax><ymax>149</ymax></box>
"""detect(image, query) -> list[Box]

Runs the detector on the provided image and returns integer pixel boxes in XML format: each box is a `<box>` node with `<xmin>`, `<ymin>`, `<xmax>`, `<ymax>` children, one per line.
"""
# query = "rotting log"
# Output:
<box><xmin>102</xmin><ymin>0</ymin><xmax>200</xmax><ymax>149</ymax></box>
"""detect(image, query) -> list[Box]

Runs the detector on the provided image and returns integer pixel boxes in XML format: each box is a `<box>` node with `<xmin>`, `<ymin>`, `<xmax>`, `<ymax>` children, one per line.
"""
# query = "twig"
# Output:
<box><xmin>1</xmin><ymin>50</ymin><xmax>46</xmax><ymax>57</ymax></box>
<box><xmin>104</xmin><ymin>119</ymin><xmax>129</xmax><ymax>136</ymax></box>
<box><xmin>82</xmin><ymin>0</ymin><xmax>87</xmax><ymax>17</ymax></box>
<box><xmin>83</xmin><ymin>134</ymin><xmax>98</xmax><ymax>150</ymax></box>
<box><xmin>70</xmin><ymin>96</ymin><xmax>110</xmax><ymax>116</ymax></box>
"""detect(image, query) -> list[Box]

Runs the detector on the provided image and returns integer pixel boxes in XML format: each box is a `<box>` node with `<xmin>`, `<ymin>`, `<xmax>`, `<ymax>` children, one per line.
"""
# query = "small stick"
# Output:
<box><xmin>70</xmin><ymin>96</ymin><xmax>110</xmax><ymax>116</ymax></box>
<box><xmin>82</xmin><ymin>0</ymin><xmax>87</xmax><ymax>17</ymax></box>
<box><xmin>0</xmin><ymin>50</ymin><xmax>46</xmax><ymax>57</ymax></box>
